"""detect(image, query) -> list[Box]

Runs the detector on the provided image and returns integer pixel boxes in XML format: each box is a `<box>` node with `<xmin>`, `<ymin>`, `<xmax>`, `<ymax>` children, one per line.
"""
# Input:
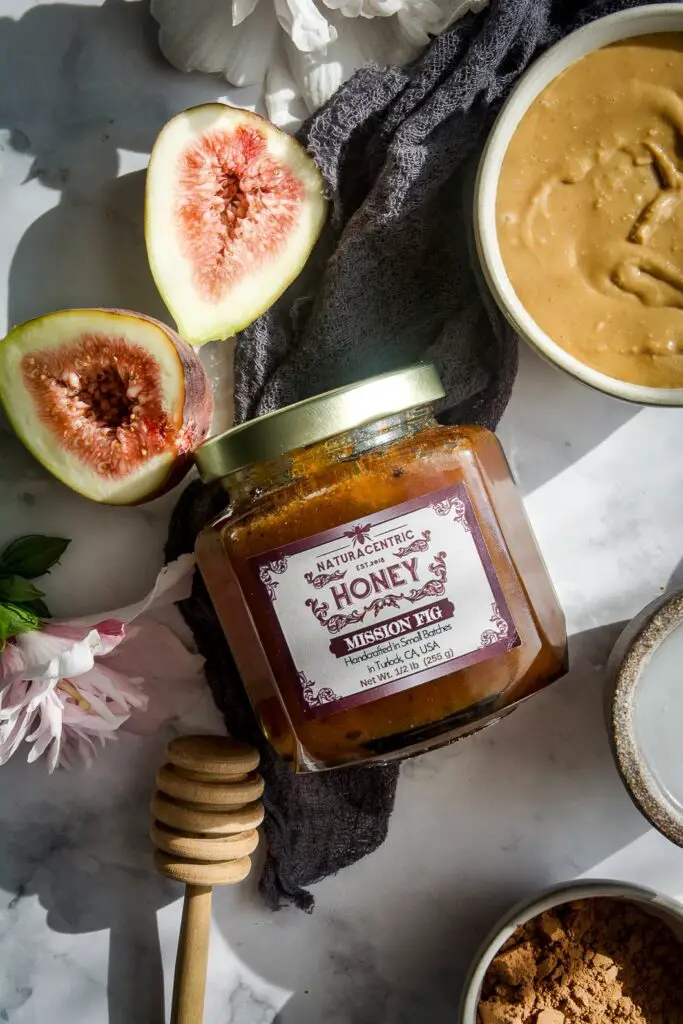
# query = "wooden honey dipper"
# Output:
<box><xmin>151</xmin><ymin>735</ymin><xmax>264</xmax><ymax>1024</ymax></box>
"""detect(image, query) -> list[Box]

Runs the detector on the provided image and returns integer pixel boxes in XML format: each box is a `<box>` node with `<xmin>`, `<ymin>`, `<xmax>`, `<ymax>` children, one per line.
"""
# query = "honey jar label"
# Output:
<box><xmin>250</xmin><ymin>483</ymin><xmax>520</xmax><ymax>718</ymax></box>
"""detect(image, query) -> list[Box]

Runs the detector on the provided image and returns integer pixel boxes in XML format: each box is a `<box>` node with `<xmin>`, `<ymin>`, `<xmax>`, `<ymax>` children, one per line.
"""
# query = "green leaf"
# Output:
<box><xmin>0</xmin><ymin>535</ymin><xmax>71</xmax><ymax>579</ymax></box>
<box><xmin>21</xmin><ymin>597</ymin><xmax>52</xmax><ymax>620</ymax></box>
<box><xmin>0</xmin><ymin>603</ymin><xmax>40</xmax><ymax>642</ymax></box>
<box><xmin>0</xmin><ymin>576</ymin><xmax>45</xmax><ymax>603</ymax></box>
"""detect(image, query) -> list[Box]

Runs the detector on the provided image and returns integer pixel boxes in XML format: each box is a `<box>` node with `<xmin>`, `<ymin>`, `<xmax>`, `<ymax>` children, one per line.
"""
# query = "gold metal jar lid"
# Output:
<box><xmin>194</xmin><ymin>363</ymin><xmax>445</xmax><ymax>482</ymax></box>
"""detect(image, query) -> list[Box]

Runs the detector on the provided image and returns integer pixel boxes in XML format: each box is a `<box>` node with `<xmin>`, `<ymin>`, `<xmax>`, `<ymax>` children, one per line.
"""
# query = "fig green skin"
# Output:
<box><xmin>0</xmin><ymin>307</ymin><xmax>213</xmax><ymax>506</ymax></box>
<box><xmin>145</xmin><ymin>103</ymin><xmax>328</xmax><ymax>347</ymax></box>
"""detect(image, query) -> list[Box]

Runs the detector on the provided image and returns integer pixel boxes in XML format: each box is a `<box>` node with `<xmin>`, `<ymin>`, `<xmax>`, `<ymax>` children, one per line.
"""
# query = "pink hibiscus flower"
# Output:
<box><xmin>0</xmin><ymin>554</ymin><xmax>205</xmax><ymax>771</ymax></box>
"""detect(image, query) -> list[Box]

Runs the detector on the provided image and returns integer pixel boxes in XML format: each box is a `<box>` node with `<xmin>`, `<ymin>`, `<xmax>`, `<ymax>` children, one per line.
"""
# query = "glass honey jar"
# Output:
<box><xmin>194</xmin><ymin>364</ymin><xmax>567</xmax><ymax>772</ymax></box>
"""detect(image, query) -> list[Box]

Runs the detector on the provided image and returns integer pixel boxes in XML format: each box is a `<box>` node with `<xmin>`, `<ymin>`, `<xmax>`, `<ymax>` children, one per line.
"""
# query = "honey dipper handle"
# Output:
<box><xmin>170</xmin><ymin>884</ymin><xmax>212</xmax><ymax>1024</ymax></box>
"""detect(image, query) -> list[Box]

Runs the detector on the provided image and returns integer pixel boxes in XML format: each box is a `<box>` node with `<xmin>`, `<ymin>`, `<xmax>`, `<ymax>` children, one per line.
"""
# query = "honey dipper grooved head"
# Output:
<box><xmin>150</xmin><ymin>792</ymin><xmax>264</xmax><ymax>835</ymax></box>
<box><xmin>151</xmin><ymin>736</ymin><xmax>262</xmax><ymax>890</ymax></box>
<box><xmin>154</xmin><ymin>849</ymin><xmax>252</xmax><ymax>886</ymax></box>
<box><xmin>156</xmin><ymin>763</ymin><xmax>264</xmax><ymax>807</ymax></box>
<box><xmin>165</xmin><ymin>735</ymin><xmax>259</xmax><ymax>776</ymax></box>
<box><xmin>150</xmin><ymin>822</ymin><xmax>259</xmax><ymax>862</ymax></box>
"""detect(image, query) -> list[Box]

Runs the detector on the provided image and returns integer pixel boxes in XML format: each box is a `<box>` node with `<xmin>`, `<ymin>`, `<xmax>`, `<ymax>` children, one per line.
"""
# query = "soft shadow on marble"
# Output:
<box><xmin>497</xmin><ymin>344</ymin><xmax>640</xmax><ymax>497</ymax></box>
<box><xmin>0</xmin><ymin>431</ymin><xmax>184</xmax><ymax>617</ymax></box>
<box><xmin>0</xmin><ymin>729</ymin><xmax>174</xmax><ymax>1023</ymax></box>
<box><xmin>0</xmin><ymin>0</ymin><xmax>259</xmax><ymax>334</ymax></box>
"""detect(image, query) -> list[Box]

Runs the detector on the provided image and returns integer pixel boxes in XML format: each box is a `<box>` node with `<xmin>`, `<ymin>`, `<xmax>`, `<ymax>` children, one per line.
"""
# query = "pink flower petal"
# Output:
<box><xmin>58</xmin><ymin>729</ymin><xmax>100</xmax><ymax>770</ymax></box>
<box><xmin>43</xmin><ymin>623</ymin><xmax>94</xmax><ymax>641</ymax></box>
<box><xmin>61</xmin><ymin>729</ymin><xmax>117</xmax><ymax>770</ymax></box>
<box><xmin>106</xmin><ymin>618</ymin><xmax>205</xmax><ymax>735</ymax></box>
<box><xmin>0</xmin><ymin>556</ymin><xmax>204</xmax><ymax>771</ymax></box>
<box><xmin>0</xmin><ymin>643</ymin><xmax>24</xmax><ymax>682</ymax></box>
<box><xmin>62</xmin><ymin>704</ymin><xmax>127</xmax><ymax>730</ymax></box>
<box><xmin>72</xmin><ymin>663</ymin><xmax>147</xmax><ymax>715</ymax></box>
<box><xmin>88</xmin><ymin>619</ymin><xmax>127</xmax><ymax>656</ymax></box>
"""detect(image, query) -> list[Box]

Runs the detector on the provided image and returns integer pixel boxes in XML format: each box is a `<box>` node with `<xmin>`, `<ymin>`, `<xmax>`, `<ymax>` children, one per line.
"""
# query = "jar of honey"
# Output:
<box><xmin>194</xmin><ymin>364</ymin><xmax>567</xmax><ymax>772</ymax></box>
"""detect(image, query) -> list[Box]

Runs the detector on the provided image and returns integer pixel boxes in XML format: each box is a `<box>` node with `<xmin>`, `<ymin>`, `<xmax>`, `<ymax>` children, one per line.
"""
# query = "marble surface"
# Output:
<box><xmin>1</xmin><ymin>2</ymin><xmax>683</xmax><ymax>1022</ymax></box>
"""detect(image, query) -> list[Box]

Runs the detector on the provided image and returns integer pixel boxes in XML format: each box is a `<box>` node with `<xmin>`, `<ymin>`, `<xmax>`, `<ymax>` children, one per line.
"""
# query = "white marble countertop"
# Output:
<box><xmin>1</xmin><ymin>2</ymin><xmax>683</xmax><ymax>1022</ymax></box>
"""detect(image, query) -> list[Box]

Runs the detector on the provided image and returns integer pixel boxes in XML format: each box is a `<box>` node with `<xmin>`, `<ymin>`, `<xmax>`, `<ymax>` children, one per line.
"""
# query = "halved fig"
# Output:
<box><xmin>0</xmin><ymin>308</ymin><xmax>213</xmax><ymax>505</ymax></box>
<box><xmin>145</xmin><ymin>103</ymin><xmax>327</xmax><ymax>346</ymax></box>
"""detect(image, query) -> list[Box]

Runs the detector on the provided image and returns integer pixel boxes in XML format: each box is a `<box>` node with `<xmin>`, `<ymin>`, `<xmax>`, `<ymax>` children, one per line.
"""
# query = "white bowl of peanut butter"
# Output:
<box><xmin>475</xmin><ymin>5</ymin><xmax>683</xmax><ymax>405</ymax></box>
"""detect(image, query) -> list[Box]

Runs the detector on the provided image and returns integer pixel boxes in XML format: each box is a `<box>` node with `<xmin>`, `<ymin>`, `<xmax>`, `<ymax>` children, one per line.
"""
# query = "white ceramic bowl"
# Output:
<box><xmin>458</xmin><ymin>879</ymin><xmax>683</xmax><ymax>1024</ymax></box>
<box><xmin>474</xmin><ymin>4</ymin><xmax>683</xmax><ymax>406</ymax></box>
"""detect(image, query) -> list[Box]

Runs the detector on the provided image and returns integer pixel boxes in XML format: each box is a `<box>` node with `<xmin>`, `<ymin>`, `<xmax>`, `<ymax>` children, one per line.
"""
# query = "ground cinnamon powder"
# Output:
<box><xmin>478</xmin><ymin>898</ymin><xmax>683</xmax><ymax>1024</ymax></box>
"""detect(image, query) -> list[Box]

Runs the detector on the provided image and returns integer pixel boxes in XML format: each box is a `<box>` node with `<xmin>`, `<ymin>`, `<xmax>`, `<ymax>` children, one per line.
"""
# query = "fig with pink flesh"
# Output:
<box><xmin>0</xmin><ymin>309</ymin><xmax>213</xmax><ymax>504</ymax></box>
<box><xmin>145</xmin><ymin>103</ymin><xmax>327</xmax><ymax>346</ymax></box>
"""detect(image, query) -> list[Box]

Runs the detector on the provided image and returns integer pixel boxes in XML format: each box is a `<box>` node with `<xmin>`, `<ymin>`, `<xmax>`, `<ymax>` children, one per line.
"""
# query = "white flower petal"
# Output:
<box><xmin>396</xmin><ymin>0</ymin><xmax>442</xmax><ymax>46</ymax></box>
<box><xmin>12</xmin><ymin>627</ymin><xmax>101</xmax><ymax>685</ymax></box>
<box><xmin>0</xmin><ymin>679</ymin><xmax>57</xmax><ymax>722</ymax></box>
<box><xmin>274</xmin><ymin>0</ymin><xmax>337</xmax><ymax>53</ymax></box>
<box><xmin>265</xmin><ymin>54</ymin><xmax>310</xmax><ymax>132</ymax></box>
<box><xmin>25</xmin><ymin>690</ymin><xmax>61</xmax><ymax>741</ymax></box>
<box><xmin>0</xmin><ymin>710</ymin><xmax>33</xmax><ymax>765</ymax></box>
<box><xmin>25</xmin><ymin>691</ymin><xmax>64</xmax><ymax>771</ymax></box>
<box><xmin>152</xmin><ymin>0</ymin><xmax>239</xmax><ymax>71</ymax></box>
<box><xmin>285</xmin><ymin>37</ymin><xmax>342</xmax><ymax>115</ymax></box>
<box><xmin>433</xmin><ymin>0</ymin><xmax>488</xmax><ymax>33</ymax></box>
<box><xmin>323</xmin><ymin>0</ymin><xmax>458</xmax><ymax>45</ymax></box>
<box><xmin>135</xmin><ymin>555</ymin><xmax>197</xmax><ymax>616</ymax></box>
<box><xmin>151</xmin><ymin>0</ymin><xmax>279</xmax><ymax>86</ymax></box>
<box><xmin>285</xmin><ymin>9</ymin><xmax>418</xmax><ymax>113</ymax></box>
<box><xmin>322</xmin><ymin>0</ymin><xmax>403</xmax><ymax>14</ymax></box>
<box><xmin>232</xmin><ymin>0</ymin><xmax>259</xmax><ymax>25</ymax></box>
<box><xmin>23</xmin><ymin>676</ymin><xmax>60</xmax><ymax>716</ymax></box>
<box><xmin>322</xmin><ymin>0</ymin><xmax>362</xmax><ymax>13</ymax></box>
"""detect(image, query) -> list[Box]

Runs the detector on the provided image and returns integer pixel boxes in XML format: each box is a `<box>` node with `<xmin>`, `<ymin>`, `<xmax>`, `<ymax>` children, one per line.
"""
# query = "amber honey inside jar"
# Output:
<box><xmin>194</xmin><ymin>364</ymin><xmax>567</xmax><ymax>771</ymax></box>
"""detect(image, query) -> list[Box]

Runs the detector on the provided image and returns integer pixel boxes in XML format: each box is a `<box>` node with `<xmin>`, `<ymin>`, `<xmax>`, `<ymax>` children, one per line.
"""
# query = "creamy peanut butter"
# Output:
<box><xmin>497</xmin><ymin>33</ymin><xmax>683</xmax><ymax>388</ymax></box>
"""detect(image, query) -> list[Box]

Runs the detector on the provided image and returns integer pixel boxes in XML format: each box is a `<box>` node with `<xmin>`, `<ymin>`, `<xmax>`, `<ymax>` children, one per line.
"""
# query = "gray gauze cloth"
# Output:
<box><xmin>168</xmin><ymin>0</ymin><xmax>660</xmax><ymax>912</ymax></box>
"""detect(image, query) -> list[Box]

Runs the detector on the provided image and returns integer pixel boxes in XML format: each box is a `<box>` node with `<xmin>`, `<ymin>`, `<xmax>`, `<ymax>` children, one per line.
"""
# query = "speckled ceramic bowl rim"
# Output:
<box><xmin>605</xmin><ymin>588</ymin><xmax>683</xmax><ymax>847</ymax></box>
<box><xmin>474</xmin><ymin>4</ymin><xmax>683</xmax><ymax>407</ymax></box>
<box><xmin>458</xmin><ymin>879</ymin><xmax>683</xmax><ymax>1024</ymax></box>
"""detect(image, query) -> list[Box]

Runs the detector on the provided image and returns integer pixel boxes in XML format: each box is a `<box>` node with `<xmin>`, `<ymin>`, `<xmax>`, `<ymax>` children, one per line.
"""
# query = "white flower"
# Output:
<box><xmin>151</xmin><ymin>0</ymin><xmax>489</xmax><ymax>130</ymax></box>
<box><xmin>0</xmin><ymin>555</ymin><xmax>205</xmax><ymax>772</ymax></box>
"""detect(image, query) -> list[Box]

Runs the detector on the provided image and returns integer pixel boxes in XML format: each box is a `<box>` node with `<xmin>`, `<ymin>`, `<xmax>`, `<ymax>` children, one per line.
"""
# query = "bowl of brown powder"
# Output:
<box><xmin>459</xmin><ymin>880</ymin><xmax>683</xmax><ymax>1024</ymax></box>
